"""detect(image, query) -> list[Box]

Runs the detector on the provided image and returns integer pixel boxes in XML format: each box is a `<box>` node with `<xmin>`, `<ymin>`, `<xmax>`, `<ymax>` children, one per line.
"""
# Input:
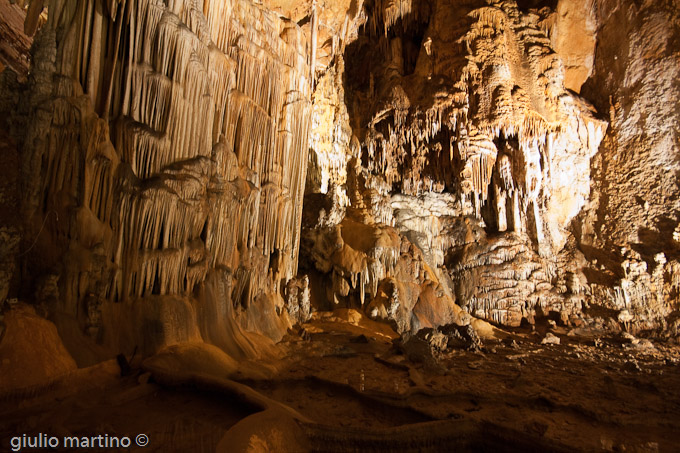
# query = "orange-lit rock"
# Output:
<box><xmin>1</xmin><ymin>1</ymin><xmax>680</xmax><ymax>451</ymax></box>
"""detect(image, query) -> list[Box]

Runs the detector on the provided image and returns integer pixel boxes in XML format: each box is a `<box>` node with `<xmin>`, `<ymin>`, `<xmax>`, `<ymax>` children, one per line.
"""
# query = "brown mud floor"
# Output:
<box><xmin>1</xmin><ymin>314</ymin><xmax>680</xmax><ymax>452</ymax></box>
<box><xmin>0</xmin><ymin>361</ymin><xmax>253</xmax><ymax>452</ymax></box>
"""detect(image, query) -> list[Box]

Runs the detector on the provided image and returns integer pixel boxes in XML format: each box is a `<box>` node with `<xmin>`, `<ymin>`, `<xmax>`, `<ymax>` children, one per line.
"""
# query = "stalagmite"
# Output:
<box><xmin>495</xmin><ymin>184</ymin><xmax>507</xmax><ymax>232</ymax></box>
<box><xmin>512</xmin><ymin>190</ymin><xmax>522</xmax><ymax>234</ymax></box>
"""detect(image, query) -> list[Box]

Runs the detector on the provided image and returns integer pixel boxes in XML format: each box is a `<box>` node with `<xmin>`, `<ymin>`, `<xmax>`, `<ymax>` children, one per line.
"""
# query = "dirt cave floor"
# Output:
<box><xmin>2</xmin><ymin>311</ymin><xmax>680</xmax><ymax>452</ymax></box>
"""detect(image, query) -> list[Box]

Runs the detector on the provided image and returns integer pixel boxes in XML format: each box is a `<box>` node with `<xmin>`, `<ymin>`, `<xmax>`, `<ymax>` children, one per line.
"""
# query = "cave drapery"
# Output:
<box><xmin>0</xmin><ymin>0</ymin><xmax>679</xmax><ymax>364</ymax></box>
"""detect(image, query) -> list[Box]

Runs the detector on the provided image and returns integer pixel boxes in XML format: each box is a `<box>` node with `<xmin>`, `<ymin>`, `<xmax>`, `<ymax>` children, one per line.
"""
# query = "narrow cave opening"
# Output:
<box><xmin>199</xmin><ymin>218</ymin><xmax>209</xmax><ymax>243</ymax></box>
<box><xmin>151</xmin><ymin>265</ymin><xmax>161</xmax><ymax>295</ymax></box>
<box><xmin>157</xmin><ymin>220</ymin><xmax>165</xmax><ymax>249</ymax></box>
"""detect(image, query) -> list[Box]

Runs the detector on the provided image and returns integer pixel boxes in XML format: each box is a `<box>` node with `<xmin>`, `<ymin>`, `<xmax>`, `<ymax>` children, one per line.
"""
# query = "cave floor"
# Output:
<box><xmin>0</xmin><ymin>359</ymin><xmax>252</xmax><ymax>452</ymax></box>
<box><xmin>2</xmin><ymin>313</ymin><xmax>680</xmax><ymax>452</ymax></box>
<box><xmin>250</xmin><ymin>312</ymin><xmax>680</xmax><ymax>452</ymax></box>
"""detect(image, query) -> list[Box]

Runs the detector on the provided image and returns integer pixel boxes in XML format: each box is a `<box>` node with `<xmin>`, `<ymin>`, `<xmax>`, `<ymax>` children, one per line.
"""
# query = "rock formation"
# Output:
<box><xmin>304</xmin><ymin>0</ymin><xmax>608</xmax><ymax>331</ymax></box>
<box><xmin>0</xmin><ymin>0</ymin><xmax>679</xmax><ymax>364</ymax></box>
<box><xmin>2</xmin><ymin>2</ymin><xmax>680</xmax><ymax>452</ymax></box>
<box><xmin>302</xmin><ymin>0</ymin><xmax>679</xmax><ymax>336</ymax></box>
<box><xmin>1</xmin><ymin>0</ymin><xmax>314</xmax><ymax>363</ymax></box>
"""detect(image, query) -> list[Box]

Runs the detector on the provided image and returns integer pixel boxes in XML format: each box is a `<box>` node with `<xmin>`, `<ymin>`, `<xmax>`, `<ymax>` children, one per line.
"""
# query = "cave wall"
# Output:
<box><xmin>576</xmin><ymin>0</ymin><xmax>680</xmax><ymax>331</ymax></box>
<box><xmin>1</xmin><ymin>0</ymin><xmax>679</xmax><ymax>363</ymax></box>
<box><xmin>1</xmin><ymin>0</ymin><xmax>314</xmax><ymax>363</ymax></box>
<box><xmin>303</xmin><ymin>0</ymin><xmax>608</xmax><ymax>329</ymax></box>
<box><xmin>302</xmin><ymin>0</ymin><xmax>680</xmax><ymax>333</ymax></box>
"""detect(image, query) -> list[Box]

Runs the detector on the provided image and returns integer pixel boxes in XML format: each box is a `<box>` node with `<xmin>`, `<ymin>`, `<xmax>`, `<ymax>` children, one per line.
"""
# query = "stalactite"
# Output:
<box><xmin>310</xmin><ymin>0</ymin><xmax>317</xmax><ymax>87</ymax></box>
<box><xmin>317</xmin><ymin>0</ymin><xmax>611</xmax><ymax>330</ymax></box>
<box><xmin>24</xmin><ymin>0</ymin><xmax>314</xmax><ymax>348</ymax></box>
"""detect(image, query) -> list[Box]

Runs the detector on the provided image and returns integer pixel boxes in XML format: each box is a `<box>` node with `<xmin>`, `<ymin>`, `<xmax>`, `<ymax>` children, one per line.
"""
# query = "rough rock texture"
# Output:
<box><xmin>1</xmin><ymin>0</ymin><xmax>314</xmax><ymax>362</ymax></box>
<box><xmin>0</xmin><ymin>130</ymin><xmax>20</xmax><ymax>307</ymax></box>
<box><xmin>0</xmin><ymin>0</ymin><xmax>34</xmax><ymax>79</ymax></box>
<box><xmin>299</xmin><ymin>0</ymin><xmax>679</xmax><ymax>336</ymax></box>
<box><xmin>1</xmin><ymin>0</ymin><xmax>679</xmax><ymax>367</ymax></box>
<box><xmin>574</xmin><ymin>0</ymin><xmax>680</xmax><ymax>333</ymax></box>
<box><xmin>302</xmin><ymin>0</ymin><xmax>609</xmax><ymax>330</ymax></box>
<box><xmin>301</xmin><ymin>214</ymin><xmax>468</xmax><ymax>333</ymax></box>
<box><xmin>540</xmin><ymin>0</ymin><xmax>597</xmax><ymax>93</ymax></box>
<box><xmin>0</xmin><ymin>304</ymin><xmax>77</xmax><ymax>392</ymax></box>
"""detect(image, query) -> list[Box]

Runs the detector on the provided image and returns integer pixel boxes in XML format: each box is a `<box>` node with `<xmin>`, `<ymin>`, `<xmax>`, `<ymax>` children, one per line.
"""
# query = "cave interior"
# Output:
<box><xmin>1</xmin><ymin>0</ymin><xmax>680</xmax><ymax>451</ymax></box>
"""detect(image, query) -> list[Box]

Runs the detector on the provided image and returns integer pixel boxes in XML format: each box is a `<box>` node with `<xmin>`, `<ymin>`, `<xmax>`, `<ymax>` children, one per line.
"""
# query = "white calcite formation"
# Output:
<box><xmin>590</xmin><ymin>250</ymin><xmax>680</xmax><ymax>334</ymax></box>
<box><xmin>2</xmin><ymin>0</ymin><xmax>314</xmax><ymax>359</ymax></box>
<box><xmin>2</xmin><ymin>0</ymin><xmax>679</xmax><ymax>358</ymax></box>
<box><xmin>303</xmin><ymin>0</ymin><xmax>609</xmax><ymax>329</ymax></box>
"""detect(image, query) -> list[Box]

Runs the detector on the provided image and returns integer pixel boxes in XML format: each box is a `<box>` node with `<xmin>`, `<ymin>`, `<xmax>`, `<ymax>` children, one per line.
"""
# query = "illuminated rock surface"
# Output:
<box><xmin>1</xmin><ymin>0</ymin><xmax>680</xmax><ymax>451</ymax></box>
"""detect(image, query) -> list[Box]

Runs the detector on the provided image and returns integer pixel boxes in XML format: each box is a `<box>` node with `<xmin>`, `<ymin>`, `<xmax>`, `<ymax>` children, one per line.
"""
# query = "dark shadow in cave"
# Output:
<box><xmin>342</xmin><ymin>1</ymin><xmax>432</xmax><ymax>143</ymax></box>
<box><xmin>633</xmin><ymin>215</ymin><xmax>680</xmax><ymax>265</ymax></box>
<box><xmin>515</xmin><ymin>0</ymin><xmax>558</xmax><ymax>12</ymax></box>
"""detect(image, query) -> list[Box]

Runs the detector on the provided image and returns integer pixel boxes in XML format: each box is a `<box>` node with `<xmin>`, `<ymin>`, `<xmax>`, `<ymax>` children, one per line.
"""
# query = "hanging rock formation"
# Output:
<box><xmin>1</xmin><ymin>0</ymin><xmax>313</xmax><ymax>362</ymax></box>
<box><xmin>1</xmin><ymin>0</ymin><xmax>679</xmax><ymax>365</ymax></box>
<box><xmin>303</xmin><ymin>0</ymin><xmax>613</xmax><ymax>331</ymax></box>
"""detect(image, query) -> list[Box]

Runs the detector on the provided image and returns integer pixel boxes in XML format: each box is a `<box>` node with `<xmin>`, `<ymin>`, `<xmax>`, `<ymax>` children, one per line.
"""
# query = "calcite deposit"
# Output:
<box><xmin>1</xmin><ymin>0</ymin><xmax>680</xmax><ymax>452</ymax></box>
<box><xmin>0</xmin><ymin>0</ymin><xmax>679</xmax><ymax>392</ymax></box>
<box><xmin>303</xmin><ymin>0</ymin><xmax>609</xmax><ymax>330</ymax></box>
<box><xmin>1</xmin><ymin>0</ymin><xmax>315</xmax><ymax>362</ymax></box>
